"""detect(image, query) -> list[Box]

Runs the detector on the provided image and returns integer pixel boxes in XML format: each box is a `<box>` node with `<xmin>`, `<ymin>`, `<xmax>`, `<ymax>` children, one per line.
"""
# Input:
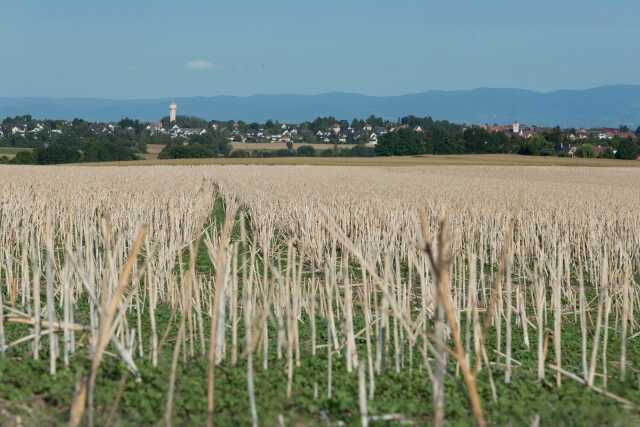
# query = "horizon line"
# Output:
<box><xmin>2</xmin><ymin>83</ymin><xmax>640</xmax><ymax>101</ymax></box>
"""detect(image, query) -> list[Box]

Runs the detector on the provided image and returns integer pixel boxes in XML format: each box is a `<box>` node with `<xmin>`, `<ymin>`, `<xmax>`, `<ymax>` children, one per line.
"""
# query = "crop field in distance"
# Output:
<box><xmin>0</xmin><ymin>163</ymin><xmax>639</xmax><ymax>426</ymax></box>
<box><xmin>87</xmin><ymin>153</ymin><xmax>640</xmax><ymax>168</ymax></box>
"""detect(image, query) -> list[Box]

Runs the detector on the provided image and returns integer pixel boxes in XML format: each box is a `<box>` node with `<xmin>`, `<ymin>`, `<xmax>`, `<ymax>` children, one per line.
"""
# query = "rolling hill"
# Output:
<box><xmin>1</xmin><ymin>85</ymin><xmax>639</xmax><ymax>127</ymax></box>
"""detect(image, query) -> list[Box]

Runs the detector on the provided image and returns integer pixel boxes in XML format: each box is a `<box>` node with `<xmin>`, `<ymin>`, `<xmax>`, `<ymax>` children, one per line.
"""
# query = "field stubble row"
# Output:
<box><xmin>0</xmin><ymin>164</ymin><xmax>639</xmax><ymax>426</ymax></box>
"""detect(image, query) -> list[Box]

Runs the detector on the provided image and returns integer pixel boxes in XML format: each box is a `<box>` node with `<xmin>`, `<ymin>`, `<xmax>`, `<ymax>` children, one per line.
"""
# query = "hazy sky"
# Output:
<box><xmin>2</xmin><ymin>0</ymin><xmax>639</xmax><ymax>98</ymax></box>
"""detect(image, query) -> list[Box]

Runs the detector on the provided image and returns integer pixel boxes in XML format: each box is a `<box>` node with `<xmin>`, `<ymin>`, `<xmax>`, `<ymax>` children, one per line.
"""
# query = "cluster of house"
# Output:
<box><xmin>241</xmin><ymin>123</ymin><xmax>299</xmax><ymax>143</ymax></box>
<box><xmin>147</xmin><ymin>120</ymin><xmax>390</xmax><ymax>145</ymax></box>
<box><xmin>311</xmin><ymin>123</ymin><xmax>391</xmax><ymax>145</ymax></box>
<box><xmin>3</xmin><ymin>123</ymin><xmax>63</xmax><ymax>138</ymax></box>
<box><xmin>1</xmin><ymin>121</ymin><xmax>119</xmax><ymax>138</ymax></box>
<box><xmin>590</xmin><ymin>128</ymin><xmax>637</xmax><ymax>141</ymax></box>
<box><xmin>146</xmin><ymin>123</ymin><xmax>207</xmax><ymax>138</ymax></box>
<box><xmin>483</xmin><ymin>121</ymin><xmax>637</xmax><ymax>142</ymax></box>
<box><xmin>239</xmin><ymin>122</ymin><xmax>421</xmax><ymax>145</ymax></box>
<box><xmin>239</xmin><ymin>123</ymin><xmax>391</xmax><ymax>145</ymax></box>
<box><xmin>483</xmin><ymin>122</ymin><xmax>538</xmax><ymax>139</ymax></box>
<box><xmin>144</xmin><ymin>102</ymin><xmax>387</xmax><ymax>144</ymax></box>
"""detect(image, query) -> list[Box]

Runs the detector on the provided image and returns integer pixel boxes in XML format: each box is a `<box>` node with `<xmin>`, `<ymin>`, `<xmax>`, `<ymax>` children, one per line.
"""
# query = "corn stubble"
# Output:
<box><xmin>0</xmin><ymin>164</ymin><xmax>638</xmax><ymax>426</ymax></box>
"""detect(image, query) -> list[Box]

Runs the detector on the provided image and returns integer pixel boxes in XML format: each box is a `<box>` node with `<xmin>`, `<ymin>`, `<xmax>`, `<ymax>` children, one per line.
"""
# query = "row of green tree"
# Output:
<box><xmin>2</xmin><ymin>114</ymin><xmax>640</xmax><ymax>163</ymax></box>
<box><xmin>375</xmin><ymin>127</ymin><xmax>514</xmax><ymax>156</ymax></box>
<box><xmin>230</xmin><ymin>144</ymin><xmax>375</xmax><ymax>158</ymax></box>
<box><xmin>7</xmin><ymin>136</ymin><xmax>142</xmax><ymax>164</ymax></box>
<box><xmin>158</xmin><ymin>135</ymin><xmax>376</xmax><ymax>160</ymax></box>
<box><xmin>570</xmin><ymin>140</ymin><xmax>640</xmax><ymax>160</ymax></box>
<box><xmin>375</xmin><ymin>125</ymin><xmax>640</xmax><ymax>159</ymax></box>
<box><xmin>158</xmin><ymin>133</ymin><xmax>230</xmax><ymax>159</ymax></box>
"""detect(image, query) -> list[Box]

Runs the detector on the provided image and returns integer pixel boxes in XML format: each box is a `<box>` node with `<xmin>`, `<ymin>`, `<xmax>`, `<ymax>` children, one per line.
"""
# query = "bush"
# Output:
<box><xmin>318</xmin><ymin>148</ymin><xmax>336</xmax><ymax>157</ymax></box>
<box><xmin>296</xmin><ymin>145</ymin><xmax>316</xmax><ymax>156</ymax></box>
<box><xmin>274</xmin><ymin>149</ymin><xmax>292</xmax><ymax>157</ymax></box>
<box><xmin>350</xmin><ymin>145</ymin><xmax>376</xmax><ymax>157</ymax></box>
<box><xmin>601</xmin><ymin>148</ymin><xmax>615</xmax><ymax>159</ymax></box>
<box><xmin>375</xmin><ymin>129</ymin><xmax>430</xmax><ymax>156</ymax></box>
<box><xmin>518</xmin><ymin>135</ymin><xmax>555</xmax><ymax>156</ymax></box>
<box><xmin>615</xmin><ymin>140</ymin><xmax>640</xmax><ymax>160</ymax></box>
<box><xmin>230</xmin><ymin>149</ymin><xmax>251</xmax><ymax>158</ymax></box>
<box><xmin>34</xmin><ymin>144</ymin><xmax>81</xmax><ymax>164</ymax></box>
<box><xmin>159</xmin><ymin>143</ymin><xmax>218</xmax><ymax>159</ymax></box>
<box><xmin>10</xmin><ymin>151</ymin><xmax>34</xmax><ymax>164</ymax></box>
<box><xmin>84</xmin><ymin>140</ymin><xmax>138</xmax><ymax>162</ymax></box>
<box><xmin>575</xmin><ymin>143</ymin><xmax>595</xmax><ymax>158</ymax></box>
<box><xmin>190</xmin><ymin>132</ymin><xmax>231</xmax><ymax>156</ymax></box>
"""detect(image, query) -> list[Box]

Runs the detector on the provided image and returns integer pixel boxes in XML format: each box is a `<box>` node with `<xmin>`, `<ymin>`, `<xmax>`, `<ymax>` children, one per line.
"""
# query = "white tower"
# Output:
<box><xmin>512</xmin><ymin>121</ymin><xmax>520</xmax><ymax>135</ymax></box>
<box><xmin>169</xmin><ymin>100</ymin><xmax>177</xmax><ymax>123</ymax></box>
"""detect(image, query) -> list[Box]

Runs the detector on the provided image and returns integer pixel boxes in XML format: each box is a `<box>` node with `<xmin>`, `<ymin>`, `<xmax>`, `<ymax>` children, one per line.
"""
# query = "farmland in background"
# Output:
<box><xmin>91</xmin><ymin>153</ymin><xmax>640</xmax><ymax>168</ymax></box>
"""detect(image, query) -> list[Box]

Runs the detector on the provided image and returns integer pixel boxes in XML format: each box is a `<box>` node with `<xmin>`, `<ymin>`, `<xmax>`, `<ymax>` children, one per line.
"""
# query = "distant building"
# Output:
<box><xmin>169</xmin><ymin>101</ymin><xmax>177</xmax><ymax>123</ymax></box>
<box><xmin>512</xmin><ymin>121</ymin><xmax>520</xmax><ymax>135</ymax></box>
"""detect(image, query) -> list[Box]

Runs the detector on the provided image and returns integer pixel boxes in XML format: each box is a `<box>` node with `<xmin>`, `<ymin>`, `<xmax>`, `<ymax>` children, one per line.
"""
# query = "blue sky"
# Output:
<box><xmin>2</xmin><ymin>0</ymin><xmax>639</xmax><ymax>98</ymax></box>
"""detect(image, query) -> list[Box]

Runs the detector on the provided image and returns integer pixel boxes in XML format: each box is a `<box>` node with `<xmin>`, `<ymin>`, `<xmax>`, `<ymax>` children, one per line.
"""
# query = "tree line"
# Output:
<box><xmin>2</xmin><ymin>114</ymin><xmax>639</xmax><ymax>163</ymax></box>
<box><xmin>375</xmin><ymin>120</ymin><xmax>640</xmax><ymax>160</ymax></box>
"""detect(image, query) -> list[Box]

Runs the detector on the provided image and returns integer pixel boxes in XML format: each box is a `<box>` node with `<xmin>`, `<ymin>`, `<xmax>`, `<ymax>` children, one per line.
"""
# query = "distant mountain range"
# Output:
<box><xmin>1</xmin><ymin>85</ymin><xmax>640</xmax><ymax>127</ymax></box>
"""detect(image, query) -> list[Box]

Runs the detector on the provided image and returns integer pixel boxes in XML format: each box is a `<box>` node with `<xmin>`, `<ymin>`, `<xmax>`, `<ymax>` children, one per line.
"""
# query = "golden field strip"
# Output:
<box><xmin>0</xmin><ymin>163</ymin><xmax>639</xmax><ymax>425</ymax></box>
<box><xmin>92</xmin><ymin>153</ymin><xmax>640</xmax><ymax>167</ymax></box>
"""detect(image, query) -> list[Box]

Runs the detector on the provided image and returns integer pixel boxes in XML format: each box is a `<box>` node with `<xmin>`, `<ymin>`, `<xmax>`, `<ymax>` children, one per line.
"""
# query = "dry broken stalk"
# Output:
<box><xmin>420</xmin><ymin>210</ymin><xmax>486</xmax><ymax>427</ymax></box>
<box><xmin>69</xmin><ymin>227</ymin><xmax>146</xmax><ymax>427</ymax></box>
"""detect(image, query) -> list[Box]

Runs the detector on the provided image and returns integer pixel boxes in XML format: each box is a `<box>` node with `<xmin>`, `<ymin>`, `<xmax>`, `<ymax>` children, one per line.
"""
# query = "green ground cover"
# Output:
<box><xmin>1</xmin><ymin>200</ymin><xmax>639</xmax><ymax>426</ymax></box>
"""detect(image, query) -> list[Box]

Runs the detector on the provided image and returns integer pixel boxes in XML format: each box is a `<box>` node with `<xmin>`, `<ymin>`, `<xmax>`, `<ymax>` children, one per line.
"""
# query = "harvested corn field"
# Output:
<box><xmin>0</xmin><ymin>164</ymin><xmax>639</xmax><ymax>426</ymax></box>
